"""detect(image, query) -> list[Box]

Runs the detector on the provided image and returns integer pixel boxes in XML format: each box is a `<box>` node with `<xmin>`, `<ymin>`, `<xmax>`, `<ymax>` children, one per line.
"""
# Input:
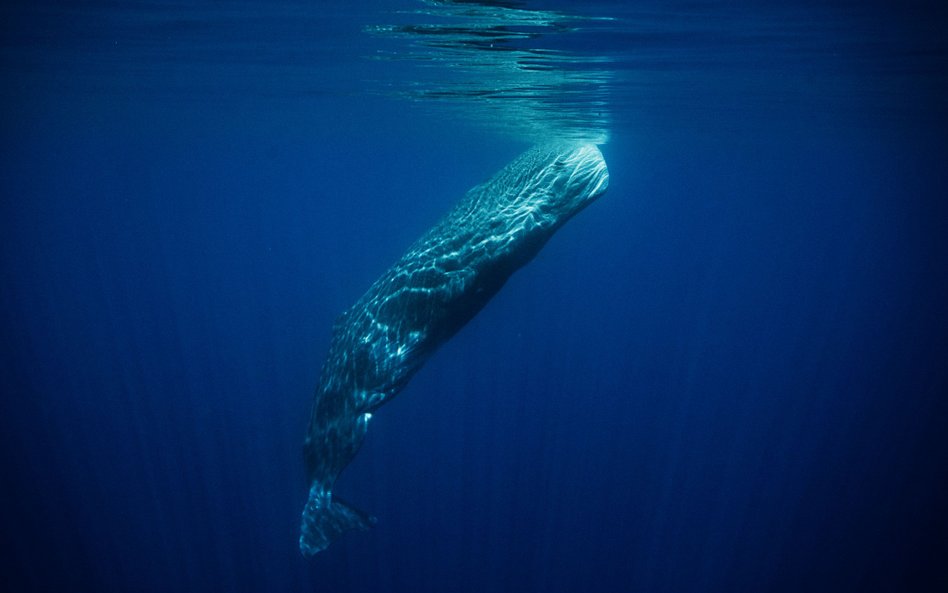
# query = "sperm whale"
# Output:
<box><xmin>300</xmin><ymin>142</ymin><xmax>609</xmax><ymax>555</ymax></box>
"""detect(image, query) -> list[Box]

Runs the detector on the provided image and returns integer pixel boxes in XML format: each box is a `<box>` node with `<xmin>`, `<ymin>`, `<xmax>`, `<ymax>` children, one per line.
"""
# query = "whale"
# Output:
<box><xmin>300</xmin><ymin>142</ymin><xmax>609</xmax><ymax>555</ymax></box>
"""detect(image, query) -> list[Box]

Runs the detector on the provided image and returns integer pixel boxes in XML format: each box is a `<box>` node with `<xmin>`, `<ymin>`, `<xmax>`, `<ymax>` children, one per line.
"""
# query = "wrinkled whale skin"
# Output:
<box><xmin>300</xmin><ymin>142</ymin><xmax>609</xmax><ymax>555</ymax></box>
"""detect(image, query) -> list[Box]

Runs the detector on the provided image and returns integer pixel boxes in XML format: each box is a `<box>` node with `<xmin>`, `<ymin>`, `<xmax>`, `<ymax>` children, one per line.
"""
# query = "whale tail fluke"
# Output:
<box><xmin>299</xmin><ymin>484</ymin><xmax>376</xmax><ymax>556</ymax></box>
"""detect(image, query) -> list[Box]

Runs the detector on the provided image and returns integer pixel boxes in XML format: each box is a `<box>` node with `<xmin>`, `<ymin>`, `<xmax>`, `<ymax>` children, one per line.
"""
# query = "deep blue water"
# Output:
<box><xmin>2</xmin><ymin>1</ymin><xmax>947</xmax><ymax>592</ymax></box>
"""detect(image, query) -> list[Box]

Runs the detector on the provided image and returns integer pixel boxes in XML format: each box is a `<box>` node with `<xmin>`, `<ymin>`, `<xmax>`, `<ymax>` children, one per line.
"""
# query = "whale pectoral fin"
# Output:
<box><xmin>300</xmin><ymin>484</ymin><xmax>377</xmax><ymax>556</ymax></box>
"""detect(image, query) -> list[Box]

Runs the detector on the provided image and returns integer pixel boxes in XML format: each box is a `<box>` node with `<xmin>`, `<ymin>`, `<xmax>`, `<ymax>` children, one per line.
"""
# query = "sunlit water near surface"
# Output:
<box><xmin>2</xmin><ymin>1</ymin><xmax>947</xmax><ymax>592</ymax></box>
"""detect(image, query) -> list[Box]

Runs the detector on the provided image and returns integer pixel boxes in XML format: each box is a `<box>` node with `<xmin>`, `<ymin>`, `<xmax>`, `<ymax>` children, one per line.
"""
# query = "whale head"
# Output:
<box><xmin>468</xmin><ymin>141</ymin><xmax>609</xmax><ymax>245</ymax></box>
<box><xmin>529</xmin><ymin>141</ymin><xmax>609</xmax><ymax>221</ymax></box>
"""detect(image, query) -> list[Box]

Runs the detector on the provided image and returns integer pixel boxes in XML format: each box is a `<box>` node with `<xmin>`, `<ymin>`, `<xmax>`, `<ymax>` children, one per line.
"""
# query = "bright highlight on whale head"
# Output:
<box><xmin>299</xmin><ymin>142</ymin><xmax>608</xmax><ymax>555</ymax></box>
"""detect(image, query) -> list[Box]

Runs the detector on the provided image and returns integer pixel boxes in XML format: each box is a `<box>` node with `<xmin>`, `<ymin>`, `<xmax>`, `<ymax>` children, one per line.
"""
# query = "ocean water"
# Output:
<box><xmin>1</xmin><ymin>1</ymin><xmax>946</xmax><ymax>592</ymax></box>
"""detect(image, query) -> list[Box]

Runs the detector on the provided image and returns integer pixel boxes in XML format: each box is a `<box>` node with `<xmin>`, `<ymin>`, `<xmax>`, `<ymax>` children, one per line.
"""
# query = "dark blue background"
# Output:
<box><xmin>2</xmin><ymin>2</ymin><xmax>947</xmax><ymax>592</ymax></box>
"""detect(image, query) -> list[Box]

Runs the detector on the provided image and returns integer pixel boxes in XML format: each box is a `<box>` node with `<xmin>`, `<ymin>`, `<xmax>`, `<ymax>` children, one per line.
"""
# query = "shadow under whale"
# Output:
<box><xmin>300</xmin><ymin>142</ymin><xmax>609</xmax><ymax>555</ymax></box>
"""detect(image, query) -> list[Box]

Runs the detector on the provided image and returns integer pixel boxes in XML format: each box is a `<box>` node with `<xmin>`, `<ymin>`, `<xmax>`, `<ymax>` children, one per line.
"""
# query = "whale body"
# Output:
<box><xmin>300</xmin><ymin>142</ymin><xmax>609</xmax><ymax>555</ymax></box>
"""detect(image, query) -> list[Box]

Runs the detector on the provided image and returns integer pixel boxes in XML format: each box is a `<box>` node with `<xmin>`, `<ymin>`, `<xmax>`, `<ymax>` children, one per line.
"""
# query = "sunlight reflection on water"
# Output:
<box><xmin>364</xmin><ymin>0</ymin><xmax>613</xmax><ymax>143</ymax></box>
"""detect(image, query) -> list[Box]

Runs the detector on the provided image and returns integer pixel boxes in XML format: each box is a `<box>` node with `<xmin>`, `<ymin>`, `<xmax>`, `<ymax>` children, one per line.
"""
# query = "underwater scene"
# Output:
<box><xmin>2</xmin><ymin>1</ymin><xmax>947</xmax><ymax>591</ymax></box>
